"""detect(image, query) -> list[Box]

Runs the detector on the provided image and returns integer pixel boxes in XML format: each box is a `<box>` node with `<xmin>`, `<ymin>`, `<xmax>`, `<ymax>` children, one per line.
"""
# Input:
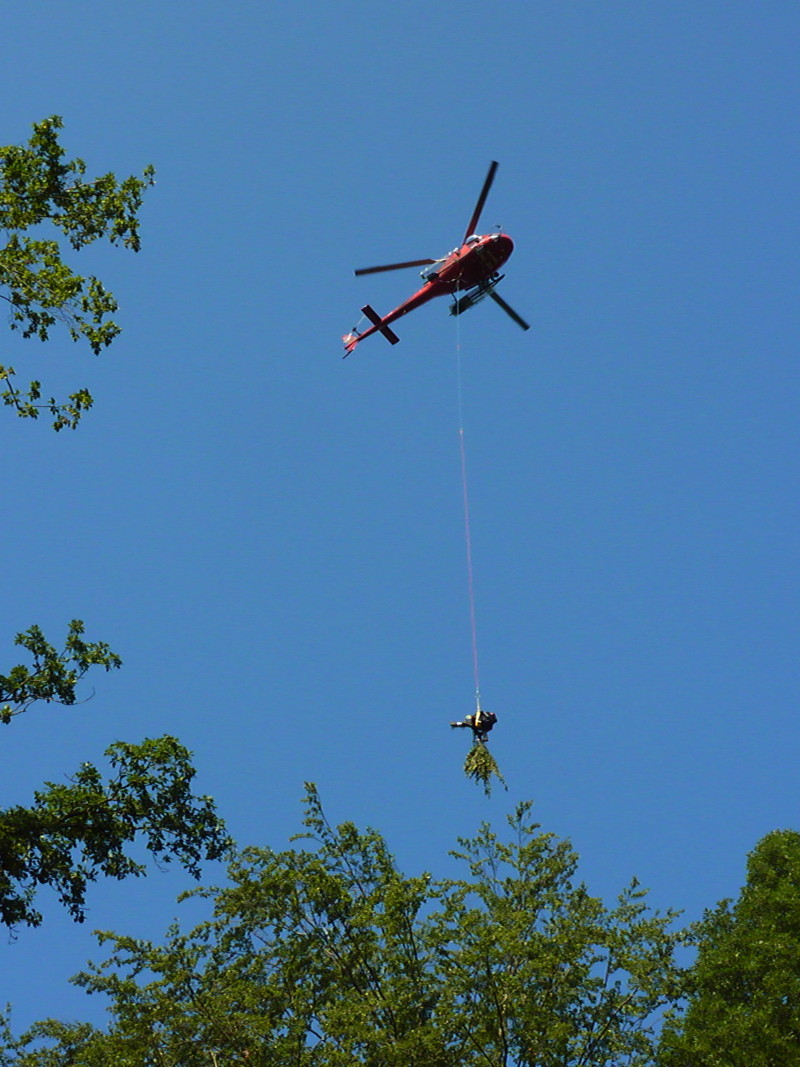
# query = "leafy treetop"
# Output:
<box><xmin>659</xmin><ymin>828</ymin><xmax>800</xmax><ymax>1067</ymax></box>
<box><xmin>4</xmin><ymin>785</ymin><xmax>688</xmax><ymax>1066</ymax></box>
<box><xmin>0</xmin><ymin>115</ymin><xmax>154</xmax><ymax>429</ymax></box>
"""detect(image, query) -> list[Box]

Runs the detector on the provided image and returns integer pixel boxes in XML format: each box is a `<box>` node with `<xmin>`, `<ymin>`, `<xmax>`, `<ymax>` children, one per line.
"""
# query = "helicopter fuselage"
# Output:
<box><xmin>343</xmin><ymin>233</ymin><xmax>513</xmax><ymax>354</ymax></box>
<box><xmin>429</xmin><ymin>232</ymin><xmax>514</xmax><ymax>289</ymax></box>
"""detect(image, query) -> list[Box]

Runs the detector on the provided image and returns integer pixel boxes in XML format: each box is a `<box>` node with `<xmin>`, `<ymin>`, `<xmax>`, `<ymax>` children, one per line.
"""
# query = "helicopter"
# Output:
<box><xmin>343</xmin><ymin>161</ymin><xmax>529</xmax><ymax>357</ymax></box>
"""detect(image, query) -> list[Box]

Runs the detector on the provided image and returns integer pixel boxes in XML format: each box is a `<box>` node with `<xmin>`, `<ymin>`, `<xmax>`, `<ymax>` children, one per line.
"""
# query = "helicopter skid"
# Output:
<box><xmin>449</xmin><ymin>274</ymin><xmax>504</xmax><ymax>317</ymax></box>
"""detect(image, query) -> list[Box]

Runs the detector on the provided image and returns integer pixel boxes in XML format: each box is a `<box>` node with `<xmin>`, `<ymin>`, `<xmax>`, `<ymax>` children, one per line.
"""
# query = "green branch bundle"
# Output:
<box><xmin>464</xmin><ymin>741</ymin><xmax>506</xmax><ymax>796</ymax></box>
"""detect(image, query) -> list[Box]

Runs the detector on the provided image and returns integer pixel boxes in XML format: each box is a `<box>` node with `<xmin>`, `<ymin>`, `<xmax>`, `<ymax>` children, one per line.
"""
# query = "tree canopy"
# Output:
<box><xmin>658</xmin><ymin>829</ymin><xmax>800</xmax><ymax>1066</ymax></box>
<box><xmin>0</xmin><ymin>115</ymin><xmax>154</xmax><ymax>428</ymax></box>
<box><xmin>4</xmin><ymin>785</ymin><xmax>687</xmax><ymax>1066</ymax></box>
<box><xmin>0</xmin><ymin>620</ymin><xmax>231</xmax><ymax>929</ymax></box>
<box><xmin>0</xmin><ymin>730</ymin><xmax>231</xmax><ymax>931</ymax></box>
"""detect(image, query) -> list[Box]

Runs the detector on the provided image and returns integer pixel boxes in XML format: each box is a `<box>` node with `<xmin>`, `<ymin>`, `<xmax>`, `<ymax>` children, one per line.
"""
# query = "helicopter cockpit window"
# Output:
<box><xmin>466</xmin><ymin>234</ymin><xmax>481</xmax><ymax>244</ymax></box>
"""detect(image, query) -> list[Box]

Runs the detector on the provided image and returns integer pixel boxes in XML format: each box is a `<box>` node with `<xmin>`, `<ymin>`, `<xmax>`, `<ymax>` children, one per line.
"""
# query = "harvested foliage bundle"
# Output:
<box><xmin>464</xmin><ymin>742</ymin><xmax>506</xmax><ymax>796</ymax></box>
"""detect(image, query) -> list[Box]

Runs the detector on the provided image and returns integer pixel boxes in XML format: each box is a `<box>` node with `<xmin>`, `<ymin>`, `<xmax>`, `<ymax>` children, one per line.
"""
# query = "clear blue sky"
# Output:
<box><xmin>3</xmin><ymin>1</ymin><xmax>799</xmax><ymax>1032</ymax></box>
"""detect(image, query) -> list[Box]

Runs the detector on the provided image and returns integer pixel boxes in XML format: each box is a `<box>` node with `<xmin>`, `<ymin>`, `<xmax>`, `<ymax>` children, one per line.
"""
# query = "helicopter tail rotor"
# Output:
<box><xmin>342</xmin><ymin>331</ymin><xmax>360</xmax><ymax>357</ymax></box>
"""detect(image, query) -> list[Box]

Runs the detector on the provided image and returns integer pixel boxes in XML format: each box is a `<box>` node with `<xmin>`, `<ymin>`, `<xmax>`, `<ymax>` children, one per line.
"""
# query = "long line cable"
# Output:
<box><xmin>455</xmin><ymin>306</ymin><xmax>482</xmax><ymax>715</ymax></box>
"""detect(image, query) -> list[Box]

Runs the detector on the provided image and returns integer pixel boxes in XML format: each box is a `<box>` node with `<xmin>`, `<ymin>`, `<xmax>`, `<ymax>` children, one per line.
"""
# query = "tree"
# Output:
<box><xmin>658</xmin><ymin>829</ymin><xmax>800</xmax><ymax>1067</ymax></box>
<box><xmin>0</xmin><ymin>620</ymin><xmax>231</xmax><ymax>929</ymax></box>
<box><xmin>0</xmin><ymin>122</ymin><xmax>230</xmax><ymax>932</ymax></box>
<box><xmin>0</xmin><ymin>115</ymin><xmax>154</xmax><ymax>429</ymax></box>
<box><xmin>7</xmin><ymin>786</ymin><xmax>687</xmax><ymax>1066</ymax></box>
<box><xmin>0</xmin><ymin>734</ymin><xmax>231</xmax><ymax>931</ymax></box>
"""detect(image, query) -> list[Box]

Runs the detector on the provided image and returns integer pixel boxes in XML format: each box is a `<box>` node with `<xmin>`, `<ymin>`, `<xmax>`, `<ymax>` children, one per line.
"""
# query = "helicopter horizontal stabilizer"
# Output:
<box><xmin>362</xmin><ymin>304</ymin><xmax>399</xmax><ymax>345</ymax></box>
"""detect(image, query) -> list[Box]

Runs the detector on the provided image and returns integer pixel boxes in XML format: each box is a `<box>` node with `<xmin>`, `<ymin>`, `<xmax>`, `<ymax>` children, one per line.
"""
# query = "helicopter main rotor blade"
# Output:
<box><xmin>489</xmin><ymin>289</ymin><xmax>530</xmax><ymax>331</ymax></box>
<box><xmin>355</xmin><ymin>258</ymin><xmax>438</xmax><ymax>276</ymax></box>
<box><xmin>463</xmin><ymin>160</ymin><xmax>499</xmax><ymax>242</ymax></box>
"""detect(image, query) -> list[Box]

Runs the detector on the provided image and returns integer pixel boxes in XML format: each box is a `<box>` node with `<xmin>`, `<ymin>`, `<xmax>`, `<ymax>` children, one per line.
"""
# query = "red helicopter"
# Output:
<box><xmin>343</xmin><ymin>161</ymin><xmax>528</xmax><ymax>357</ymax></box>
